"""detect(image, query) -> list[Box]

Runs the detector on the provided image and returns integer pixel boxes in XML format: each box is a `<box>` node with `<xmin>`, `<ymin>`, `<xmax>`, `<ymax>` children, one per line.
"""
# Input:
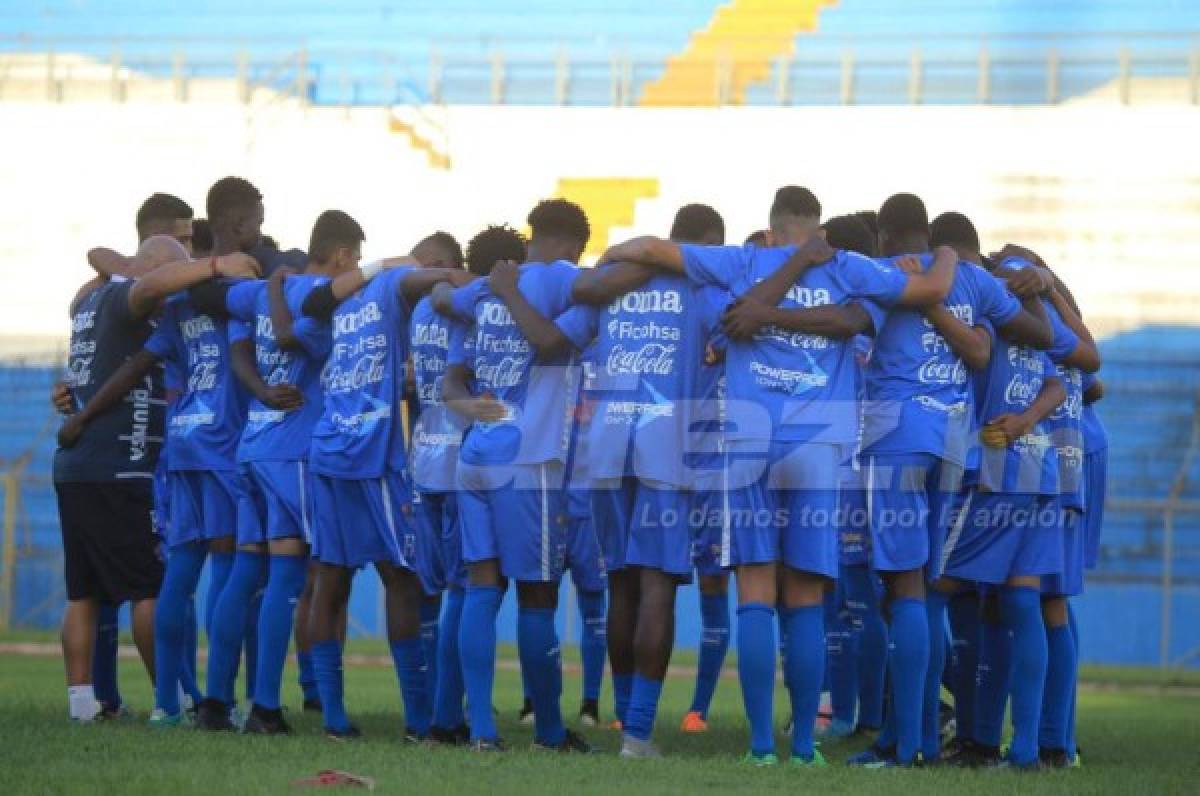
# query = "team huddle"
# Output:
<box><xmin>52</xmin><ymin>176</ymin><xmax>1108</xmax><ymax>771</ymax></box>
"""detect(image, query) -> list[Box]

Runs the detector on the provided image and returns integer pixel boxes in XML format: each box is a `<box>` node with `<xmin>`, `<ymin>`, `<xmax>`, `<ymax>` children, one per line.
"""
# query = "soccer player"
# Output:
<box><xmin>296</xmin><ymin>239</ymin><xmax>468</xmax><ymax>740</ymax></box>
<box><xmin>432</xmin><ymin>199</ymin><xmax>645</xmax><ymax>752</ymax></box>
<box><xmin>923</xmin><ymin>212</ymin><xmax>1068</xmax><ymax>768</ymax></box>
<box><xmin>849</xmin><ymin>194</ymin><xmax>1053</xmax><ymax>768</ymax></box>
<box><xmin>599</xmin><ymin>186</ymin><xmax>958</xmax><ymax>767</ymax></box>
<box><xmin>413</xmin><ymin>224</ymin><xmax>523</xmax><ymax>744</ymax></box>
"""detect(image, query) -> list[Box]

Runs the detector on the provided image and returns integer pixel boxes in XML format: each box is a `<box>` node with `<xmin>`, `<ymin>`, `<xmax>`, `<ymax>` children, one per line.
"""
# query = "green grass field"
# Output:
<box><xmin>1</xmin><ymin>637</ymin><xmax>1198</xmax><ymax>795</ymax></box>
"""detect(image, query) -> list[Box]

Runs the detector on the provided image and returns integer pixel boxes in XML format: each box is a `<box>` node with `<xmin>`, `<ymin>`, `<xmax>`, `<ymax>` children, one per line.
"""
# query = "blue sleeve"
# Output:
<box><xmin>837</xmin><ymin>253</ymin><xmax>909</xmax><ymax>307</ymax></box>
<box><xmin>227</xmin><ymin>319</ymin><xmax>251</xmax><ymax>344</ymax></box>
<box><xmin>284</xmin><ymin>275</ymin><xmax>330</xmax><ymax>317</ymax></box>
<box><xmin>448</xmin><ymin>279</ymin><xmax>486</xmax><ymax>322</ymax></box>
<box><xmin>679</xmin><ymin>244</ymin><xmax>749</xmax><ymax>290</ymax></box>
<box><xmin>540</xmin><ymin>261</ymin><xmax>582</xmax><ymax>316</ymax></box>
<box><xmin>1040</xmin><ymin>352</ymin><xmax>1060</xmax><ymax>379</ymax></box>
<box><xmin>223</xmin><ymin>280</ymin><xmax>262</xmax><ymax>323</ymax></box>
<box><xmin>854</xmin><ymin>299</ymin><xmax>888</xmax><ymax>337</ymax></box>
<box><xmin>143</xmin><ymin>319</ymin><xmax>176</xmax><ymax>361</ymax></box>
<box><xmin>554</xmin><ymin>305</ymin><xmax>599</xmax><ymax>351</ymax></box>
<box><xmin>446</xmin><ymin>319</ymin><xmax>474</xmax><ymax>367</ymax></box>
<box><xmin>1044</xmin><ymin>302</ymin><xmax>1080</xmax><ymax>361</ymax></box>
<box><xmin>975</xmin><ymin>268</ymin><xmax>1022</xmax><ymax>327</ymax></box>
<box><xmin>694</xmin><ymin>286</ymin><xmax>730</xmax><ymax>336</ymax></box>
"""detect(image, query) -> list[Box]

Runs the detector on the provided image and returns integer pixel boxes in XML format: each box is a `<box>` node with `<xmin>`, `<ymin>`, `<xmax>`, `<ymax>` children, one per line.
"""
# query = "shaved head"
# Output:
<box><xmin>127</xmin><ymin>234</ymin><xmax>190</xmax><ymax>277</ymax></box>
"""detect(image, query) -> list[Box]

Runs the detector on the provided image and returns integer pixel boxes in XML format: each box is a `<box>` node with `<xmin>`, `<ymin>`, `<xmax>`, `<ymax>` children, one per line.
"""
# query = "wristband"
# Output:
<box><xmin>359</xmin><ymin>260</ymin><xmax>384</xmax><ymax>281</ymax></box>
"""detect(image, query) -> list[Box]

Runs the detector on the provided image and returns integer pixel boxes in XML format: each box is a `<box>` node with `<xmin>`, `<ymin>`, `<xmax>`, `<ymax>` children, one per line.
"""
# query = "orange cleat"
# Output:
<box><xmin>608</xmin><ymin>719</ymin><xmax>623</xmax><ymax>732</ymax></box>
<box><xmin>680</xmin><ymin>711</ymin><xmax>708</xmax><ymax>733</ymax></box>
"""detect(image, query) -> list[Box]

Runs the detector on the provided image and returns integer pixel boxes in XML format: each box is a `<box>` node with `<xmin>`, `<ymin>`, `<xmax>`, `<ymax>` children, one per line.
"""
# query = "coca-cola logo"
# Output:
<box><xmin>1004</xmin><ymin>375</ymin><xmax>1040</xmax><ymax>405</ymax></box>
<box><xmin>918</xmin><ymin>357</ymin><xmax>967</xmax><ymax>385</ymax></box>
<box><xmin>605</xmin><ymin>343</ymin><xmax>676</xmax><ymax>375</ymax></box>
<box><xmin>187</xmin><ymin>360</ymin><xmax>218</xmax><ymax>392</ymax></box>
<box><xmin>476</xmin><ymin>356</ymin><xmax>525</xmax><ymax>388</ymax></box>
<box><xmin>323</xmin><ymin>351</ymin><xmax>386</xmax><ymax>393</ymax></box>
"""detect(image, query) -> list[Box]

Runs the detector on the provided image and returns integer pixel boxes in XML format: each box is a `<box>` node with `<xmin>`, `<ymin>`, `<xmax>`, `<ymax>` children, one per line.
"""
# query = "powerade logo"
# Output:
<box><xmin>333</xmin><ymin>302</ymin><xmax>383</xmax><ymax>337</ymax></box>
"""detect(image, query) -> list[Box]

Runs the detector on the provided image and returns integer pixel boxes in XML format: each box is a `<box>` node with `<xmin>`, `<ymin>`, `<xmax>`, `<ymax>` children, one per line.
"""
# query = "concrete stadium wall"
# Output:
<box><xmin>1</xmin><ymin>100</ymin><xmax>1199</xmax><ymax>341</ymax></box>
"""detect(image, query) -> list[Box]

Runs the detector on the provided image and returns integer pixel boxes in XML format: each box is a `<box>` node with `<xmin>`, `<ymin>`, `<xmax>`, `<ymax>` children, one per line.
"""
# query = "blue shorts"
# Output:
<box><xmin>839</xmin><ymin>487</ymin><xmax>870</xmax><ymax>567</ymax></box>
<box><xmin>413</xmin><ymin>490</ymin><xmax>466</xmax><ymax>593</ymax></box>
<box><xmin>1042</xmin><ymin>506</ymin><xmax>1085</xmax><ymax>597</ymax></box>
<box><xmin>864</xmin><ymin>453</ymin><xmax>963</xmax><ymax>579</ymax></box>
<box><xmin>237</xmin><ymin>460</ymin><xmax>314</xmax><ymax>547</ymax></box>
<box><xmin>457</xmin><ymin>460</ymin><xmax>569</xmax><ymax>583</ymax></box>
<box><xmin>941</xmin><ymin>491</ymin><xmax>1063</xmax><ymax>585</ymax></box>
<box><xmin>1083</xmin><ymin>449</ymin><xmax>1107</xmax><ymax>570</ymax></box>
<box><xmin>591</xmin><ymin>477</ymin><xmax>693</xmax><ymax>577</ymax></box>
<box><xmin>566</xmin><ymin>514</ymin><xmax>607</xmax><ymax>593</ymax></box>
<box><xmin>691</xmin><ymin>490</ymin><xmax>728</xmax><ymax>578</ymax></box>
<box><xmin>166</xmin><ymin>469</ymin><xmax>242</xmax><ymax>549</ymax></box>
<box><xmin>721</xmin><ymin>441</ymin><xmax>840</xmax><ymax>577</ymax></box>
<box><xmin>311</xmin><ymin>471</ymin><xmax>417</xmax><ymax>570</ymax></box>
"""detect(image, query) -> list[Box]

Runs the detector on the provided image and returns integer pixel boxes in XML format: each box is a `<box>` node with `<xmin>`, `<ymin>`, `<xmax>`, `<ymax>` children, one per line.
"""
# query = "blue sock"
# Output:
<box><xmin>205</xmin><ymin>551</ymin><xmax>234</xmax><ymax>640</ymax></box>
<box><xmin>252</xmin><ymin>554</ymin><xmax>307</xmax><ymax>710</ymax></box>
<box><xmin>419</xmin><ymin>599</ymin><xmax>440</xmax><ymax>712</ymax></box>
<box><xmin>182</xmin><ymin>598</ymin><xmax>201</xmax><ymax>704</ymax></box>
<box><xmin>459</xmin><ymin>586</ymin><xmax>501</xmax><ymax>741</ymax></box>
<box><xmin>877</xmin><ymin>690</ymin><xmax>897</xmax><ymax>749</ymax></box>
<box><xmin>243</xmin><ymin>572</ymin><xmax>266</xmax><ymax>702</ymax></box>
<box><xmin>1002</xmin><ymin>586</ymin><xmax>1047</xmax><ymax>765</ymax></box>
<box><xmin>947</xmin><ymin>591</ymin><xmax>980</xmax><ymax>740</ymax></box>
<box><xmin>311</xmin><ymin>639</ymin><xmax>349</xmax><ymax>732</ymax></box>
<box><xmin>826</xmin><ymin>599</ymin><xmax>857</xmax><ymax>728</ymax></box>
<box><xmin>922</xmin><ymin>591</ymin><xmax>950</xmax><ymax>760</ymax></box>
<box><xmin>154</xmin><ymin>542</ymin><xmax>207</xmax><ymax>715</ymax></box>
<box><xmin>624</xmin><ymin>674</ymin><xmax>664</xmax><ymax>742</ymax></box>
<box><xmin>298</xmin><ymin>651</ymin><xmax>318</xmax><ymax>702</ymax></box>
<box><xmin>844</xmin><ymin>565</ymin><xmax>886</xmax><ymax>729</ymax></box>
<box><xmin>783</xmin><ymin>604</ymin><xmax>825</xmax><ymax>760</ymax></box>
<box><xmin>205</xmin><ymin>551</ymin><xmax>266</xmax><ymax>705</ymax></box>
<box><xmin>736</xmin><ymin>603</ymin><xmax>777</xmax><ymax>757</ymax></box>
<box><xmin>433</xmin><ymin>589</ymin><xmax>466</xmax><ymax>729</ymax></box>
<box><xmin>93</xmin><ymin>603</ymin><xmax>121</xmax><ymax>708</ymax></box>
<box><xmin>888</xmin><ymin>597</ymin><xmax>929</xmax><ymax>764</ymax></box>
<box><xmin>578</xmin><ymin>590</ymin><xmax>606</xmax><ymax>702</ymax></box>
<box><xmin>973</xmin><ymin>615</ymin><xmax>1013</xmax><ymax>747</ymax></box>
<box><xmin>1040</xmin><ymin>620</ymin><xmax>1077</xmax><ymax>753</ymax></box>
<box><xmin>518</xmin><ymin>606</ymin><xmax>565</xmax><ymax>746</ymax></box>
<box><xmin>1066</xmin><ymin>601</ymin><xmax>1079</xmax><ymax>759</ymax></box>
<box><xmin>612</xmin><ymin>673</ymin><xmax>633</xmax><ymax>725</ymax></box>
<box><xmin>689</xmin><ymin>592</ymin><xmax>730</xmax><ymax>717</ymax></box>
<box><xmin>390</xmin><ymin>637</ymin><xmax>432</xmax><ymax>736</ymax></box>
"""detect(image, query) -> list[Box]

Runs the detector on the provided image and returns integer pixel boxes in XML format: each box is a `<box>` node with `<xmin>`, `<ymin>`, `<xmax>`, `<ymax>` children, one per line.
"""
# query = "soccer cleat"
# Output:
<box><xmin>814</xmin><ymin>717</ymin><xmax>856</xmax><ymax>740</ymax></box>
<box><xmin>938</xmin><ymin>737</ymin><xmax>975</xmax><ymax>767</ymax></box>
<box><xmin>325</xmin><ymin>724</ymin><xmax>363</xmax><ymax>742</ymax></box>
<box><xmin>1038</xmin><ymin>747</ymin><xmax>1075</xmax><ymax>769</ymax></box>
<box><xmin>469</xmin><ymin>737</ymin><xmax>506</xmax><ymax>753</ymax></box>
<box><xmin>680</xmin><ymin>711</ymin><xmax>708</xmax><ymax>733</ymax></box>
<box><xmin>533</xmin><ymin>729</ymin><xmax>592</xmax><ymax>754</ymax></box>
<box><xmin>302</xmin><ymin>697</ymin><xmax>323</xmax><ymax>713</ymax></box>
<box><xmin>428</xmin><ymin>724</ymin><xmax>471</xmax><ymax>746</ymax></box>
<box><xmin>783</xmin><ymin>714</ymin><xmax>793</xmax><ymax>737</ymax></box>
<box><xmin>741</xmin><ymin>751</ymin><xmax>779</xmax><ymax>767</ymax></box>
<box><xmin>578</xmin><ymin>698</ymin><xmax>600</xmax><ymax>727</ymax></box>
<box><xmin>608</xmin><ymin>719</ymin><xmax>624</xmax><ymax>732</ymax></box>
<box><xmin>148</xmin><ymin>708</ymin><xmax>192</xmax><ymax>729</ymax></box>
<box><xmin>518</xmin><ymin>698</ymin><xmax>535</xmax><ymax>725</ymax></box>
<box><xmin>619</xmin><ymin>735</ymin><xmax>663</xmax><ymax>759</ymax></box>
<box><xmin>242</xmin><ymin>704</ymin><xmax>291</xmax><ymax>735</ymax></box>
<box><xmin>846</xmin><ymin>744</ymin><xmax>896</xmax><ymax>767</ymax></box>
<box><xmin>939</xmin><ymin>700</ymin><xmax>956</xmax><ymax>745</ymax></box>
<box><xmin>995</xmin><ymin>754</ymin><xmax>1042</xmax><ymax>772</ymax></box>
<box><xmin>790</xmin><ymin>749</ymin><xmax>828</xmax><ymax>768</ymax></box>
<box><xmin>402</xmin><ymin>726</ymin><xmax>428</xmax><ymax>744</ymax></box>
<box><xmin>195</xmin><ymin>698</ymin><xmax>237</xmax><ymax>732</ymax></box>
<box><xmin>97</xmin><ymin>702</ymin><xmax>133</xmax><ymax>722</ymax></box>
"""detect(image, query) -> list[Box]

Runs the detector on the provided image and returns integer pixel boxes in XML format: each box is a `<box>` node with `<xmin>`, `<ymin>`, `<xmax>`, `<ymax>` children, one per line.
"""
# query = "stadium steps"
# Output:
<box><xmin>639</xmin><ymin>0</ymin><xmax>834</xmax><ymax>106</ymax></box>
<box><xmin>553</xmin><ymin>177</ymin><xmax>660</xmax><ymax>257</ymax></box>
<box><xmin>387</xmin><ymin>113</ymin><xmax>451</xmax><ymax>170</ymax></box>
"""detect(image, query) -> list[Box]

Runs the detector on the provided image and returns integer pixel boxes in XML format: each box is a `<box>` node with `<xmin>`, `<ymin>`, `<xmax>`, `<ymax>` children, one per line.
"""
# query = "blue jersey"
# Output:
<box><xmin>225</xmin><ymin>275</ymin><xmax>332</xmax><ymax>463</ymax></box>
<box><xmin>410</xmin><ymin>296</ymin><xmax>470</xmax><ymax>492</ymax></box>
<box><xmin>971</xmin><ymin>319</ymin><xmax>1059</xmax><ymax>495</ymax></box>
<box><xmin>144</xmin><ymin>294</ymin><xmax>248</xmax><ymax>472</ymax></box>
<box><xmin>680</xmin><ymin>245</ymin><xmax>906</xmax><ymax>446</ymax></box>
<box><xmin>308</xmin><ymin>267</ymin><xmax>416</xmax><ymax>479</ymax></box>
<box><xmin>1080</xmin><ymin>370</ymin><xmax>1109</xmax><ymax>454</ymax></box>
<box><xmin>554</xmin><ymin>274</ymin><xmax>726</xmax><ymax>487</ymax></box>
<box><xmin>863</xmin><ymin>256</ymin><xmax>1022</xmax><ymax>466</ymax></box>
<box><xmin>448</xmin><ymin>262</ymin><xmax>582</xmax><ymax>466</ymax></box>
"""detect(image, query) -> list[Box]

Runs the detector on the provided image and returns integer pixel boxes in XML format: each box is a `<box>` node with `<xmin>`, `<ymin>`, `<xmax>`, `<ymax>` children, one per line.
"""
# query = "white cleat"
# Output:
<box><xmin>619</xmin><ymin>735</ymin><xmax>662</xmax><ymax>759</ymax></box>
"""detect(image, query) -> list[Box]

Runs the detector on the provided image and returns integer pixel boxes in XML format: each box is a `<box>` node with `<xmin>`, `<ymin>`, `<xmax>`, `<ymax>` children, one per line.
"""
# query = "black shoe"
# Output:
<box><xmin>196</xmin><ymin>698</ymin><xmax>236</xmax><ymax>732</ymax></box>
<box><xmin>325</xmin><ymin>724</ymin><xmax>362</xmax><ymax>741</ymax></box>
<box><xmin>469</xmin><ymin>737</ymin><xmax>506</xmax><ymax>752</ymax></box>
<box><xmin>302</xmin><ymin>697</ymin><xmax>322</xmax><ymax>713</ymax></box>
<box><xmin>242</xmin><ymin>704</ymin><xmax>291</xmax><ymax>735</ymax></box>
<box><xmin>970</xmin><ymin>744</ymin><xmax>1005</xmax><ymax>768</ymax></box>
<box><xmin>534</xmin><ymin>728</ymin><xmax>592</xmax><ymax>753</ymax></box>
<box><xmin>578</xmin><ymin>698</ymin><xmax>599</xmax><ymax>727</ymax></box>
<box><xmin>402</xmin><ymin>726</ymin><xmax>428</xmax><ymax>744</ymax></box>
<box><xmin>429</xmin><ymin>724</ymin><xmax>471</xmax><ymax>746</ymax></box>
<box><xmin>518</xmin><ymin>698</ymin><xmax>534</xmax><ymax>725</ymax></box>
<box><xmin>1039</xmin><ymin>747</ymin><xmax>1073</xmax><ymax>769</ymax></box>
<box><xmin>939</xmin><ymin>737</ymin><xmax>976</xmax><ymax>767</ymax></box>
